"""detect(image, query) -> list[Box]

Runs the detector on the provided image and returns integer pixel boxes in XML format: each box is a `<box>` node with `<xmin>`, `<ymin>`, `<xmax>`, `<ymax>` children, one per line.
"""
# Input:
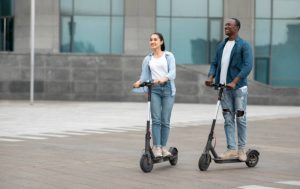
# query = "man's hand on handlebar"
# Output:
<box><xmin>205</xmin><ymin>80</ymin><xmax>213</xmax><ymax>86</ymax></box>
<box><xmin>226</xmin><ymin>82</ymin><xmax>236</xmax><ymax>90</ymax></box>
<box><xmin>205</xmin><ymin>76</ymin><xmax>214</xmax><ymax>86</ymax></box>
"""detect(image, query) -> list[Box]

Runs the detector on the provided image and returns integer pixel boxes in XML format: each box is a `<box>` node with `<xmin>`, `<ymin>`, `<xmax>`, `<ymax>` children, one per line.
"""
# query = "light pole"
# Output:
<box><xmin>30</xmin><ymin>0</ymin><xmax>35</xmax><ymax>104</ymax></box>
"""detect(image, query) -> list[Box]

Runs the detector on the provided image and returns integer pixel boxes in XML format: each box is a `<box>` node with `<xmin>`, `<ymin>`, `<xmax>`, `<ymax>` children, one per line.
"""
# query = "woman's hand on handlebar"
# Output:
<box><xmin>152</xmin><ymin>79</ymin><xmax>161</xmax><ymax>85</ymax></box>
<box><xmin>153</xmin><ymin>77</ymin><xmax>168</xmax><ymax>85</ymax></box>
<box><xmin>133</xmin><ymin>80</ymin><xmax>141</xmax><ymax>88</ymax></box>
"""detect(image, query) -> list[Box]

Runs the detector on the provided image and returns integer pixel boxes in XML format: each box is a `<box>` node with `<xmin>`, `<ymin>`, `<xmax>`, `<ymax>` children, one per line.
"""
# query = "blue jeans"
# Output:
<box><xmin>151</xmin><ymin>82</ymin><xmax>175</xmax><ymax>147</ymax></box>
<box><xmin>221</xmin><ymin>86</ymin><xmax>248</xmax><ymax>150</ymax></box>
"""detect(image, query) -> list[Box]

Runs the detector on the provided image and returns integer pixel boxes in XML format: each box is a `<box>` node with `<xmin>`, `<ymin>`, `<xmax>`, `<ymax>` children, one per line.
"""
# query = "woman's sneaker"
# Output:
<box><xmin>238</xmin><ymin>149</ymin><xmax>247</xmax><ymax>161</ymax></box>
<box><xmin>152</xmin><ymin>146</ymin><xmax>162</xmax><ymax>158</ymax></box>
<box><xmin>219</xmin><ymin>149</ymin><xmax>238</xmax><ymax>159</ymax></box>
<box><xmin>162</xmin><ymin>146</ymin><xmax>172</xmax><ymax>157</ymax></box>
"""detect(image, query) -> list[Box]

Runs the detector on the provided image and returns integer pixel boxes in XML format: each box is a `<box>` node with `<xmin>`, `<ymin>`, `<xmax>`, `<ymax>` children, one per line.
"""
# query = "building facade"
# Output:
<box><xmin>1</xmin><ymin>0</ymin><xmax>300</xmax><ymax>104</ymax></box>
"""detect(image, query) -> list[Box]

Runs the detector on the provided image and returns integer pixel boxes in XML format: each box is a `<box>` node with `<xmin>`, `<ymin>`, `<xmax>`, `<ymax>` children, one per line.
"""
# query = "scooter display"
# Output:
<box><xmin>198</xmin><ymin>83</ymin><xmax>259</xmax><ymax>171</ymax></box>
<box><xmin>137</xmin><ymin>81</ymin><xmax>178</xmax><ymax>173</ymax></box>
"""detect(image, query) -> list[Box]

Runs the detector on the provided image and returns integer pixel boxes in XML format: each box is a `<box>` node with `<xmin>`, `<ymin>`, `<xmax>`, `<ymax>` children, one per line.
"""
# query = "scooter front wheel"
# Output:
<box><xmin>140</xmin><ymin>154</ymin><xmax>153</xmax><ymax>173</ymax></box>
<box><xmin>198</xmin><ymin>153</ymin><xmax>211</xmax><ymax>171</ymax></box>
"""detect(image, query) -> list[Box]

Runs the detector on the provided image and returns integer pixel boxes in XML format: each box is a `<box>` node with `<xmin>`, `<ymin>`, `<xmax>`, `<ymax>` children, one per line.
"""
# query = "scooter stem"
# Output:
<box><xmin>145</xmin><ymin>84</ymin><xmax>152</xmax><ymax>152</ymax></box>
<box><xmin>147</xmin><ymin>86</ymin><xmax>151</xmax><ymax>122</ymax></box>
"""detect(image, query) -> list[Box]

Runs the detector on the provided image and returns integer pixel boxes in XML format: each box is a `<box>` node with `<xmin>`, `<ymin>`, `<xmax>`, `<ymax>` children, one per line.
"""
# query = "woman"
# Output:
<box><xmin>133</xmin><ymin>32</ymin><xmax>176</xmax><ymax>157</ymax></box>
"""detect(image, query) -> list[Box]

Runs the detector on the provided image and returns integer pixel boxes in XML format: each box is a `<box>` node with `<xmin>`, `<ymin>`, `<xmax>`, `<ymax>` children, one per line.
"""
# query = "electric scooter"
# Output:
<box><xmin>137</xmin><ymin>81</ymin><xmax>178</xmax><ymax>173</ymax></box>
<box><xmin>198</xmin><ymin>83</ymin><xmax>259</xmax><ymax>171</ymax></box>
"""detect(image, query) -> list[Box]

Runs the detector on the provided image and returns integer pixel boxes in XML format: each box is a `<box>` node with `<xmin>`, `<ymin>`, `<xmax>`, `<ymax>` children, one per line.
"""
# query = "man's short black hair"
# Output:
<box><xmin>231</xmin><ymin>18</ymin><xmax>241</xmax><ymax>30</ymax></box>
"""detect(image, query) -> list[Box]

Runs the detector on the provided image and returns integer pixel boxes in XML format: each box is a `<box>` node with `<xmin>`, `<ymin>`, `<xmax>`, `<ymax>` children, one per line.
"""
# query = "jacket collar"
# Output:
<box><xmin>224</xmin><ymin>35</ymin><xmax>241</xmax><ymax>43</ymax></box>
<box><xmin>148</xmin><ymin>51</ymin><xmax>171</xmax><ymax>58</ymax></box>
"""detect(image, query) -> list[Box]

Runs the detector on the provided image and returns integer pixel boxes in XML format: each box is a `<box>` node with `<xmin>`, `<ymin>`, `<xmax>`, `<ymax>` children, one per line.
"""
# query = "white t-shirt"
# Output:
<box><xmin>149</xmin><ymin>53</ymin><xmax>168</xmax><ymax>80</ymax></box>
<box><xmin>220</xmin><ymin>40</ymin><xmax>235</xmax><ymax>84</ymax></box>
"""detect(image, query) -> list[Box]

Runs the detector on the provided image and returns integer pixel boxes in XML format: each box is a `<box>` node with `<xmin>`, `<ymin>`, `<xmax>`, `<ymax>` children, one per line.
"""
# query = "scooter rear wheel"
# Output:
<box><xmin>140</xmin><ymin>154</ymin><xmax>153</xmax><ymax>173</ymax></box>
<box><xmin>198</xmin><ymin>153</ymin><xmax>211</xmax><ymax>171</ymax></box>
<box><xmin>246</xmin><ymin>151</ymin><xmax>259</xmax><ymax>168</ymax></box>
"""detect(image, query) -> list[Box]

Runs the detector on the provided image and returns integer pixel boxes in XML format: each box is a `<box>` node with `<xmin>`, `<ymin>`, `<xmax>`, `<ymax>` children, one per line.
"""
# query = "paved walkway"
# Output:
<box><xmin>1</xmin><ymin>100</ymin><xmax>300</xmax><ymax>189</ymax></box>
<box><xmin>0</xmin><ymin>100</ymin><xmax>300</xmax><ymax>142</ymax></box>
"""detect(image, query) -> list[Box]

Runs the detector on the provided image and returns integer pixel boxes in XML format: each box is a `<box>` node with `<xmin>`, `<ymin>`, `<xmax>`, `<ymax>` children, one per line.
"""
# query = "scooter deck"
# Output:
<box><xmin>153</xmin><ymin>155</ymin><xmax>173</xmax><ymax>163</ymax></box>
<box><xmin>213</xmin><ymin>157</ymin><xmax>244</xmax><ymax>163</ymax></box>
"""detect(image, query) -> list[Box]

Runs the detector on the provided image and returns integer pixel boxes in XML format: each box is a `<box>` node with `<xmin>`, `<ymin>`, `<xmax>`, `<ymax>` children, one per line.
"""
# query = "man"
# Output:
<box><xmin>205</xmin><ymin>18</ymin><xmax>253</xmax><ymax>161</ymax></box>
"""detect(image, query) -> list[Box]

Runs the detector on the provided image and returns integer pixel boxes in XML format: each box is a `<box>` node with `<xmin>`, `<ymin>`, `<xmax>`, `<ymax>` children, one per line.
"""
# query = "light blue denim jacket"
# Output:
<box><xmin>208</xmin><ymin>36</ymin><xmax>253</xmax><ymax>89</ymax></box>
<box><xmin>139</xmin><ymin>51</ymin><xmax>176</xmax><ymax>96</ymax></box>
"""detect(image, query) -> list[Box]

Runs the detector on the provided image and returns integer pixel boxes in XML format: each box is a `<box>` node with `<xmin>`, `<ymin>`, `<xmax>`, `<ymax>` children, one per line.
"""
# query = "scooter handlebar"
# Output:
<box><xmin>209</xmin><ymin>83</ymin><xmax>226</xmax><ymax>89</ymax></box>
<box><xmin>139</xmin><ymin>81</ymin><xmax>154</xmax><ymax>87</ymax></box>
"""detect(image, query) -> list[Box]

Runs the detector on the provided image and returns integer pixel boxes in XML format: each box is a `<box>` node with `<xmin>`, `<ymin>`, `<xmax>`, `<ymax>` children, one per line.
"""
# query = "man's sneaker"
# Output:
<box><xmin>162</xmin><ymin>146</ymin><xmax>172</xmax><ymax>157</ymax></box>
<box><xmin>238</xmin><ymin>149</ymin><xmax>247</xmax><ymax>161</ymax></box>
<box><xmin>152</xmin><ymin>146</ymin><xmax>162</xmax><ymax>157</ymax></box>
<box><xmin>219</xmin><ymin>149</ymin><xmax>238</xmax><ymax>159</ymax></box>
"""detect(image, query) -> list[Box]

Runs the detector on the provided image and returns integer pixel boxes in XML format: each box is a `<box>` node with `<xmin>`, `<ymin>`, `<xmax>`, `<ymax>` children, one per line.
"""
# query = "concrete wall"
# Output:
<box><xmin>224</xmin><ymin>0</ymin><xmax>255</xmax><ymax>46</ymax></box>
<box><xmin>0</xmin><ymin>52</ymin><xmax>299</xmax><ymax>105</ymax></box>
<box><xmin>14</xmin><ymin>0</ymin><xmax>59</xmax><ymax>53</ymax></box>
<box><xmin>224</xmin><ymin>0</ymin><xmax>256</xmax><ymax>80</ymax></box>
<box><xmin>14</xmin><ymin>0</ymin><xmax>31</xmax><ymax>52</ymax></box>
<box><xmin>124</xmin><ymin>0</ymin><xmax>155</xmax><ymax>55</ymax></box>
<box><xmin>4</xmin><ymin>0</ymin><xmax>300</xmax><ymax>105</ymax></box>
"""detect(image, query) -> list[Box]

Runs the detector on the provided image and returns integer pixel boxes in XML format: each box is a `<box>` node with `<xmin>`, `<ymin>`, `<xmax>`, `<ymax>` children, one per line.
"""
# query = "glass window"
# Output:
<box><xmin>209</xmin><ymin>0</ymin><xmax>223</xmax><ymax>17</ymax></box>
<box><xmin>209</xmin><ymin>19</ymin><xmax>222</xmax><ymax>62</ymax></box>
<box><xmin>172</xmin><ymin>18</ymin><xmax>207</xmax><ymax>64</ymax></box>
<box><xmin>0</xmin><ymin>0</ymin><xmax>14</xmax><ymax>51</ymax></box>
<box><xmin>273</xmin><ymin>0</ymin><xmax>300</xmax><ymax>18</ymax></box>
<box><xmin>111</xmin><ymin>16</ymin><xmax>124</xmax><ymax>54</ymax></box>
<box><xmin>112</xmin><ymin>0</ymin><xmax>124</xmax><ymax>15</ymax></box>
<box><xmin>74</xmin><ymin>0</ymin><xmax>110</xmax><ymax>15</ymax></box>
<box><xmin>60</xmin><ymin>16</ymin><xmax>72</xmax><ymax>52</ymax></box>
<box><xmin>255</xmin><ymin>58</ymin><xmax>269</xmax><ymax>84</ymax></box>
<box><xmin>157</xmin><ymin>0</ymin><xmax>171</xmax><ymax>16</ymax></box>
<box><xmin>255</xmin><ymin>0</ymin><xmax>271</xmax><ymax>18</ymax></box>
<box><xmin>271</xmin><ymin>20</ymin><xmax>300</xmax><ymax>87</ymax></box>
<box><xmin>172</xmin><ymin>0</ymin><xmax>207</xmax><ymax>17</ymax></box>
<box><xmin>60</xmin><ymin>0</ymin><xmax>124</xmax><ymax>54</ymax></box>
<box><xmin>255</xmin><ymin>19</ymin><xmax>271</xmax><ymax>57</ymax></box>
<box><xmin>73</xmin><ymin>16</ymin><xmax>110</xmax><ymax>53</ymax></box>
<box><xmin>0</xmin><ymin>19</ymin><xmax>4</xmax><ymax>50</ymax></box>
<box><xmin>60</xmin><ymin>0</ymin><xmax>73</xmax><ymax>15</ymax></box>
<box><xmin>0</xmin><ymin>0</ymin><xmax>14</xmax><ymax>16</ymax></box>
<box><xmin>156</xmin><ymin>0</ymin><xmax>223</xmax><ymax>64</ymax></box>
<box><xmin>255</xmin><ymin>0</ymin><xmax>300</xmax><ymax>87</ymax></box>
<box><xmin>156</xmin><ymin>17</ymin><xmax>171</xmax><ymax>50</ymax></box>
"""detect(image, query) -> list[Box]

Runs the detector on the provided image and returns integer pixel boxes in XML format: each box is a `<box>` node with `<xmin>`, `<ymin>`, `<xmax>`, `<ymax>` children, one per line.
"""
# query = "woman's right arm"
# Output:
<box><xmin>133</xmin><ymin>56</ymin><xmax>149</xmax><ymax>88</ymax></box>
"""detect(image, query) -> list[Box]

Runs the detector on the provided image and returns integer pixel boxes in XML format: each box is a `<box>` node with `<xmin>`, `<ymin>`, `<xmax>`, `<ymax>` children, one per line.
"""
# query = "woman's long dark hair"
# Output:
<box><xmin>152</xmin><ymin>32</ymin><xmax>165</xmax><ymax>51</ymax></box>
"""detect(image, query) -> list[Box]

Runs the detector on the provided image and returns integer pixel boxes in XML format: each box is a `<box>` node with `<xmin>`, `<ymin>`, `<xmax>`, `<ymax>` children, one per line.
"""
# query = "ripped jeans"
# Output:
<box><xmin>221</xmin><ymin>86</ymin><xmax>248</xmax><ymax>150</ymax></box>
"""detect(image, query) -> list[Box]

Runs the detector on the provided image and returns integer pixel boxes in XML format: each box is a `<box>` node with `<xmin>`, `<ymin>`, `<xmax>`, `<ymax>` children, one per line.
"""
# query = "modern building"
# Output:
<box><xmin>1</xmin><ymin>0</ymin><xmax>300</xmax><ymax>105</ymax></box>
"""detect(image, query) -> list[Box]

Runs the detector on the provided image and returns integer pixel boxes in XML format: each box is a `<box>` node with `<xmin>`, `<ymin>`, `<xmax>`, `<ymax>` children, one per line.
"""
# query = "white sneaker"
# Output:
<box><xmin>152</xmin><ymin>146</ymin><xmax>162</xmax><ymax>157</ymax></box>
<box><xmin>219</xmin><ymin>149</ymin><xmax>238</xmax><ymax>159</ymax></box>
<box><xmin>162</xmin><ymin>146</ymin><xmax>172</xmax><ymax>157</ymax></box>
<box><xmin>238</xmin><ymin>149</ymin><xmax>247</xmax><ymax>161</ymax></box>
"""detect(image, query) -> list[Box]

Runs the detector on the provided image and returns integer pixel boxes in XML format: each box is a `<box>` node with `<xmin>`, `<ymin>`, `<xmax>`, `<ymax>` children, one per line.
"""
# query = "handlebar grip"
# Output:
<box><xmin>209</xmin><ymin>83</ymin><xmax>226</xmax><ymax>89</ymax></box>
<box><xmin>139</xmin><ymin>81</ymin><xmax>154</xmax><ymax>87</ymax></box>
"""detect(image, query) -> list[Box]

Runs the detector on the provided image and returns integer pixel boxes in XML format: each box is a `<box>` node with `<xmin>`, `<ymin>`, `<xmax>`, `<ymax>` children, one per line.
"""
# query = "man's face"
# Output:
<box><xmin>224</xmin><ymin>19</ymin><xmax>239</xmax><ymax>36</ymax></box>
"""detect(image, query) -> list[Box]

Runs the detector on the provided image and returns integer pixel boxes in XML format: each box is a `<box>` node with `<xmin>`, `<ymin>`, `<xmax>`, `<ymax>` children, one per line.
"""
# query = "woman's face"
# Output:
<box><xmin>149</xmin><ymin>34</ymin><xmax>163</xmax><ymax>51</ymax></box>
